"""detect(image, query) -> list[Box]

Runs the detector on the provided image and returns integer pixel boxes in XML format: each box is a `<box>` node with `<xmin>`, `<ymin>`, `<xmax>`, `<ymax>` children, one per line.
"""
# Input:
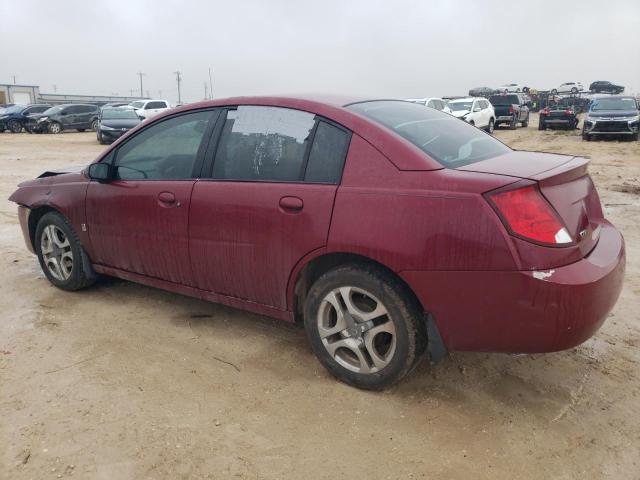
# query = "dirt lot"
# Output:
<box><xmin>1</xmin><ymin>116</ymin><xmax>639</xmax><ymax>479</ymax></box>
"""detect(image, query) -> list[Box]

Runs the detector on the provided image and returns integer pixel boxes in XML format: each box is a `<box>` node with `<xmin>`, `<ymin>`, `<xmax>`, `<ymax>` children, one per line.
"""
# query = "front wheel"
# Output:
<box><xmin>551</xmin><ymin>88</ymin><xmax>558</xmax><ymax>95</ymax></box>
<box><xmin>521</xmin><ymin>114</ymin><xmax>529</xmax><ymax>128</ymax></box>
<box><xmin>571</xmin><ymin>87</ymin><xmax>578</xmax><ymax>94</ymax></box>
<box><xmin>304</xmin><ymin>265</ymin><xmax>427</xmax><ymax>390</ymax></box>
<box><xmin>8</xmin><ymin>120</ymin><xmax>22</xmax><ymax>133</ymax></box>
<box><xmin>91</xmin><ymin>119</ymin><xmax>99</xmax><ymax>131</ymax></box>
<box><xmin>48</xmin><ymin>122</ymin><xmax>62</xmax><ymax>134</ymax></box>
<box><xmin>35</xmin><ymin>212</ymin><xmax>97</xmax><ymax>291</ymax></box>
<box><xmin>582</xmin><ymin>126</ymin><xmax>591</xmax><ymax>141</ymax></box>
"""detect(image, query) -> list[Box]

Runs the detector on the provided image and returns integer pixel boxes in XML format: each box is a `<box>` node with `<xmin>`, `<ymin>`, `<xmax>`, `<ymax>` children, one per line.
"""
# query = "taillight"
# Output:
<box><xmin>487</xmin><ymin>184</ymin><xmax>572</xmax><ymax>245</ymax></box>
<box><xmin>541</xmin><ymin>108</ymin><xmax>550</xmax><ymax>115</ymax></box>
<box><xmin>508</xmin><ymin>105</ymin><xmax>514</xmax><ymax>114</ymax></box>
<box><xmin>564</xmin><ymin>109</ymin><xmax>574</xmax><ymax>115</ymax></box>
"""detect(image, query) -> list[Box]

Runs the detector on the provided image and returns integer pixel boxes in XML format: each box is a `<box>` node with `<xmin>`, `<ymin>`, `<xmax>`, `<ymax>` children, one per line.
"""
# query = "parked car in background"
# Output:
<box><xmin>495</xmin><ymin>83</ymin><xmax>525</xmax><ymax>93</ymax></box>
<box><xmin>589</xmin><ymin>81</ymin><xmax>624</xmax><ymax>94</ymax></box>
<box><xmin>447</xmin><ymin>97</ymin><xmax>495</xmax><ymax>132</ymax></box>
<box><xmin>0</xmin><ymin>104</ymin><xmax>51</xmax><ymax>133</ymax></box>
<box><xmin>130</xmin><ymin>99</ymin><xmax>171</xmax><ymax>119</ymax></box>
<box><xmin>468</xmin><ymin>87</ymin><xmax>495</xmax><ymax>97</ymax></box>
<box><xmin>489</xmin><ymin>93</ymin><xmax>530</xmax><ymax>129</ymax></box>
<box><xmin>405</xmin><ymin>97</ymin><xmax>451</xmax><ymax>113</ymax></box>
<box><xmin>539</xmin><ymin>105</ymin><xmax>579</xmax><ymax>130</ymax></box>
<box><xmin>9</xmin><ymin>96</ymin><xmax>625</xmax><ymax>390</ymax></box>
<box><xmin>30</xmin><ymin>104</ymin><xmax>100</xmax><ymax>134</ymax></box>
<box><xmin>551</xmin><ymin>82</ymin><xmax>584</xmax><ymax>94</ymax></box>
<box><xmin>582</xmin><ymin>96</ymin><xmax>639</xmax><ymax>141</ymax></box>
<box><xmin>96</xmin><ymin>107</ymin><xmax>141</xmax><ymax>144</ymax></box>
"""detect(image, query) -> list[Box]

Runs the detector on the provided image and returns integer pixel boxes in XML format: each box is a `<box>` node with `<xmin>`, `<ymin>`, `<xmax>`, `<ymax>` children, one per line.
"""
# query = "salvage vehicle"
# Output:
<box><xmin>96</xmin><ymin>107</ymin><xmax>141</xmax><ymax>144</ymax></box>
<box><xmin>589</xmin><ymin>81</ymin><xmax>624</xmax><ymax>94</ymax></box>
<box><xmin>495</xmin><ymin>83</ymin><xmax>525</xmax><ymax>93</ymax></box>
<box><xmin>405</xmin><ymin>97</ymin><xmax>451</xmax><ymax>113</ymax></box>
<box><xmin>9</xmin><ymin>96</ymin><xmax>625</xmax><ymax>390</ymax></box>
<box><xmin>130</xmin><ymin>99</ymin><xmax>171</xmax><ymax>120</ymax></box>
<box><xmin>447</xmin><ymin>97</ymin><xmax>495</xmax><ymax>132</ymax></box>
<box><xmin>0</xmin><ymin>104</ymin><xmax>51</xmax><ymax>133</ymax></box>
<box><xmin>539</xmin><ymin>105</ymin><xmax>579</xmax><ymax>130</ymax></box>
<box><xmin>468</xmin><ymin>87</ymin><xmax>495</xmax><ymax>97</ymax></box>
<box><xmin>582</xmin><ymin>96</ymin><xmax>639</xmax><ymax>141</ymax></box>
<box><xmin>489</xmin><ymin>94</ymin><xmax>530</xmax><ymax>129</ymax></box>
<box><xmin>30</xmin><ymin>104</ymin><xmax>100</xmax><ymax>134</ymax></box>
<box><xmin>550</xmin><ymin>82</ymin><xmax>584</xmax><ymax>95</ymax></box>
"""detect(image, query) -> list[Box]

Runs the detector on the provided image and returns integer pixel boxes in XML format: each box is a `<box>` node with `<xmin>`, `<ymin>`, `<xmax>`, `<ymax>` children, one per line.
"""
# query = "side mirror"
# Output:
<box><xmin>87</xmin><ymin>163</ymin><xmax>112</xmax><ymax>182</ymax></box>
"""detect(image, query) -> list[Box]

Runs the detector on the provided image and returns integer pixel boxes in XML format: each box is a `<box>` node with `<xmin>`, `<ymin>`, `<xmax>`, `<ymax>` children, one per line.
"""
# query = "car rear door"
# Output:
<box><xmin>189</xmin><ymin>105</ymin><xmax>351</xmax><ymax>309</ymax></box>
<box><xmin>85</xmin><ymin>109</ymin><xmax>218</xmax><ymax>285</ymax></box>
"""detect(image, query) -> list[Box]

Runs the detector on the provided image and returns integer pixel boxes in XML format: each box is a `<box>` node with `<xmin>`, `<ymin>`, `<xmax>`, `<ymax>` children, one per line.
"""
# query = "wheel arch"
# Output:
<box><xmin>27</xmin><ymin>205</ymin><xmax>62</xmax><ymax>250</ymax></box>
<box><xmin>288</xmin><ymin>250</ymin><xmax>425</xmax><ymax>325</ymax></box>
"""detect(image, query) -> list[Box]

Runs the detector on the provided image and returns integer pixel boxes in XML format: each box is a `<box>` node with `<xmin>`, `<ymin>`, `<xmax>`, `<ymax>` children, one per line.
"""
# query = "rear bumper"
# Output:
<box><xmin>496</xmin><ymin>115</ymin><xmax>514</xmax><ymax>122</ymax></box>
<box><xmin>400</xmin><ymin>222</ymin><xmax>625</xmax><ymax>353</ymax></box>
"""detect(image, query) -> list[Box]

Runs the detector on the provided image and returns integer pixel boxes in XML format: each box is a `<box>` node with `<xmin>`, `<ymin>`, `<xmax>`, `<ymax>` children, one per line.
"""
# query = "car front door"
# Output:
<box><xmin>85</xmin><ymin>109</ymin><xmax>217</xmax><ymax>285</ymax></box>
<box><xmin>189</xmin><ymin>105</ymin><xmax>351</xmax><ymax>309</ymax></box>
<box><xmin>60</xmin><ymin>106</ymin><xmax>78</xmax><ymax>128</ymax></box>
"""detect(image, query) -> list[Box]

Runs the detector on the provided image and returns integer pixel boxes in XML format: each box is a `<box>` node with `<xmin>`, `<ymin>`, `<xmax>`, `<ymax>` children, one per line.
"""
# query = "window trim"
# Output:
<box><xmin>200</xmin><ymin>105</ymin><xmax>352</xmax><ymax>186</ymax></box>
<box><xmin>101</xmin><ymin>108</ymin><xmax>220</xmax><ymax>182</ymax></box>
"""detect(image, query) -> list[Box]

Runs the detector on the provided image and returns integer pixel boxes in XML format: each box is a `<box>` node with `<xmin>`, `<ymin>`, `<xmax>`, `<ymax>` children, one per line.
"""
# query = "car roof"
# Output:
<box><xmin>448</xmin><ymin>97</ymin><xmax>477</xmax><ymax>102</ymax></box>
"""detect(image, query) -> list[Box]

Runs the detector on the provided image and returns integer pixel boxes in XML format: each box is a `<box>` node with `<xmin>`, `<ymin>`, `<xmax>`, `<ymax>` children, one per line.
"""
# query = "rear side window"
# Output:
<box><xmin>212</xmin><ymin>106</ymin><xmax>316</xmax><ymax>182</ymax></box>
<box><xmin>304</xmin><ymin>121</ymin><xmax>350</xmax><ymax>184</ymax></box>
<box><xmin>146</xmin><ymin>101</ymin><xmax>167</xmax><ymax>109</ymax></box>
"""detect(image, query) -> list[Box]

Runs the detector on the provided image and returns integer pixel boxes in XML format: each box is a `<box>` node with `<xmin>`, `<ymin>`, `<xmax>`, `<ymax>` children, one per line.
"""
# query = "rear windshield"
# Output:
<box><xmin>101</xmin><ymin>108</ymin><xmax>139</xmax><ymax>120</ymax></box>
<box><xmin>489</xmin><ymin>95</ymin><xmax>518</xmax><ymax>105</ymax></box>
<box><xmin>347</xmin><ymin>100</ymin><xmax>510</xmax><ymax>168</ymax></box>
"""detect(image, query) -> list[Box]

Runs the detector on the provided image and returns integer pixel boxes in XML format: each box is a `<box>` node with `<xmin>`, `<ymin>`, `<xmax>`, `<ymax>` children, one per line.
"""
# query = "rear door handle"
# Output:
<box><xmin>279</xmin><ymin>196</ymin><xmax>303</xmax><ymax>212</ymax></box>
<box><xmin>158</xmin><ymin>191</ymin><xmax>179</xmax><ymax>207</ymax></box>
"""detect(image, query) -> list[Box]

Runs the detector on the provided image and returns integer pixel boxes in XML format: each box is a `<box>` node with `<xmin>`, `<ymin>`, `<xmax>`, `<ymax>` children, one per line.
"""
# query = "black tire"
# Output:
<box><xmin>97</xmin><ymin>130</ymin><xmax>107</xmax><ymax>144</ymax></box>
<box><xmin>91</xmin><ymin>119</ymin><xmax>99</xmax><ymax>131</ymax></box>
<box><xmin>551</xmin><ymin>88</ymin><xmax>558</xmax><ymax>95</ymax></box>
<box><xmin>538</xmin><ymin>118</ymin><xmax>545</xmax><ymax>130</ymax></box>
<box><xmin>77</xmin><ymin>128</ymin><xmax>86</xmax><ymax>132</ymax></box>
<box><xmin>48</xmin><ymin>122</ymin><xmax>62</xmax><ymax>134</ymax></box>
<box><xmin>304</xmin><ymin>264</ymin><xmax>427</xmax><ymax>390</ymax></box>
<box><xmin>571</xmin><ymin>87</ymin><xmax>578</xmax><ymax>94</ymax></box>
<box><xmin>521</xmin><ymin>114</ymin><xmax>529</xmax><ymax>128</ymax></box>
<box><xmin>582</xmin><ymin>126</ymin><xmax>591</xmax><ymax>141</ymax></box>
<box><xmin>486</xmin><ymin>118</ymin><xmax>495</xmax><ymax>134</ymax></box>
<box><xmin>7</xmin><ymin>120</ymin><xmax>22</xmax><ymax>133</ymax></box>
<box><xmin>510</xmin><ymin>115</ymin><xmax>517</xmax><ymax>130</ymax></box>
<box><xmin>35</xmin><ymin>212</ymin><xmax>97</xmax><ymax>291</ymax></box>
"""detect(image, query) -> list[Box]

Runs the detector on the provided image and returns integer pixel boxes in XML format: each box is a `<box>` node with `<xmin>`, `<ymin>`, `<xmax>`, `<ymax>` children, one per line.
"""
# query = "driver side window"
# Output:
<box><xmin>115</xmin><ymin>111</ymin><xmax>211</xmax><ymax>180</ymax></box>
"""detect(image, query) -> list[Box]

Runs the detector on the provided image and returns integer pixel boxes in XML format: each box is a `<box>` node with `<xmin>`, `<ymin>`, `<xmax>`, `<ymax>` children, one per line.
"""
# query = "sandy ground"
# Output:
<box><xmin>1</xmin><ymin>115</ymin><xmax>639</xmax><ymax>480</ymax></box>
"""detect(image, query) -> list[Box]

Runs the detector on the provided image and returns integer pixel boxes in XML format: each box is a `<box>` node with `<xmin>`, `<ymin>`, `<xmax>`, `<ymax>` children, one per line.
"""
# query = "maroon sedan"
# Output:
<box><xmin>9</xmin><ymin>96</ymin><xmax>625</xmax><ymax>389</ymax></box>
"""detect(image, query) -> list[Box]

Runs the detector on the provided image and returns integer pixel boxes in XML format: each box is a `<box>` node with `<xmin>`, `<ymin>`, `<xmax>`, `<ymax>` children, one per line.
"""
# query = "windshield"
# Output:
<box><xmin>42</xmin><ymin>105</ymin><xmax>64</xmax><ymax>115</ymax></box>
<box><xmin>590</xmin><ymin>97</ymin><xmax>637</xmax><ymax>111</ymax></box>
<box><xmin>489</xmin><ymin>95</ymin><xmax>518</xmax><ymax>106</ymax></box>
<box><xmin>130</xmin><ymin>101</ymin><xmax>145</xmax><ymax>109</ymax></box>
<box><xmin>448</xmin><ymin>101</ymin><xmax>473</xmax><ymax>111</ymax></box>
<box><xmin>101</xmin><ymin>108</ymin><xmax>139</xmax><ymax>120</ymax></box>
<box><xmin>1</xmin><ymin>105</ymin><xmax>26</xmax><ymax>114</ymax></box>
<box><xmin>347</xmin><ymin>101</ymin><xmax>510</xmax><ymax>168</ymax></box>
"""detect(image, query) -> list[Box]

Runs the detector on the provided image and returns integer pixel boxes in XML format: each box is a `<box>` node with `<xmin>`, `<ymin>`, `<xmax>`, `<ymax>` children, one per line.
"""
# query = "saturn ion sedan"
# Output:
<box><xmin>9</xmin><ymin>96</ymin><xmax>625</xmax><ymax>389</ymax></box>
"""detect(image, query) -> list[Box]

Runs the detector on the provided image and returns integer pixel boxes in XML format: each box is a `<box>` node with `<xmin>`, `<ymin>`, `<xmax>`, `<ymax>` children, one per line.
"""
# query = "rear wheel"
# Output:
<box><xmin>35</xmin><ymin>212</ymin><xmax>97</xmax><ymax>291</ymax></box>
<box><xmin>571</xmin><ymin>87</ymin><xmax>578</xmax><ymax>94</ymax></box>
<box><xmin>510</xmin><ymin>115</ymin><xmax>517</xmax><ymax>129</ymax></box>
<box><xmin>486</xmin><ymin>118</ymin><xmax>495</xmax><ymax>134</ymax></box>
<box><xmin>304</xmin><ymin>265</ymin><xmax>427</xmax><ymax>390</ymax></box>
<box><xmin>48</xmin><ymin>122</ymin><xmax>62</xmax><ymax>134</ymax></box>
<box><xmin>551</xmin><ymin>88</ymin><xmax>558</xmax><ymax>95</ymax></box>
<box><xmin>7</xmin><ymin>120</ymin><xmax>22</xmax><ymax>133</ymax></box>
<box><xmin>91</xmin><ymin>119</ymin><xmax>99</xmax><ymax>131</ymax></box>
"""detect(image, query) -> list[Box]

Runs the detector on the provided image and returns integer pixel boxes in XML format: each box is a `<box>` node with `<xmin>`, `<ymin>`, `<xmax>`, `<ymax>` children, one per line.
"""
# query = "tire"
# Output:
<box><xmin>48</xmin><ymin>122</ymin><xmax>62</xmax><ymax>134</ymax></box>
<box><xmin>551</xmin><ymin>88</ymin><xmax>558</xmax><ymax>95</ymax></box>
<box><xmin>91</xmin><ymin>119</ymin><xmax>99</xmax><ymax>131</ymax></box>
<box><xmin>571</xmin><ymin>87</ymin><xmax>578</xmax><ymax>94</ymax></box>
<box><xmin>523</xmin><ymin>86</ymin><xmax>530</xmax><ymax>93</ymax></box>
<box><xmin>77</xmin><ymin>128</ymin><xmax>86</xmax><ymax>132</ymax></box>
<box><xmin>538</xmin><ymin>119</ymin><xmax>545</xmax><ymax>130</ymax></box>
<box><xmin>7</xmin><ymin>120</ymin><xmax>22</xmax><ymax>133</ymax></box>
<box><xmin>631</xmin><ymin>133</ymin><xmax>639</xmax><ymax>141</ymax></box>
<box><xmin>582</xmin><ymin>126</ymin><xmax>591</xmax><ymax>141</ymax></box>
<box><xmin>510</xmin><ymin>115</ymin><xmax>517</xmax><ymax>130</ymax></box>
<box><xmin>97</xmin><ymin>130</ymin><xmax>106</xmax><ymax>144</ymax></box>
<box><xmin>486</xmin><ymin>118</ymin><xmax>495</xmax><ymax>134</ymax></box>
<box><xmin>304</xmin><ymin>264</ymin><xmax>427</xmax><ymax>390</ymax></box>
<box><xmin>469</xmin><ymin>120</ymin><xmax>475</xmax><ymax>127</ymax></box>
<box><xmin>521</xmin><ymin>114</ymin><xmax>529</xmax><ymax>128</ymax></box>
<box><xmin>35</xmin><ymin>212</ymin><xmax>97</xmax><ymax>291</ymax></box>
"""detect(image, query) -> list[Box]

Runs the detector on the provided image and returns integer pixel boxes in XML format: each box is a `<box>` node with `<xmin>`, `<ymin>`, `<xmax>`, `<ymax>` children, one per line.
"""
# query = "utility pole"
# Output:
<box><xmin>53</xmin><ymin>85</ymin><xmax>57</xmax><ymax>93</ymax></box>
<box><xmin>136</xmin><ymin>72</ymin><xmax>146</xmax><ymax>97</ymax></box>
<box><xmin>130</xmin><ymin>88</ymin><xmax>135</xmax><ymax>96</ymax></box>
<box><xmin>204</xmin><ymin>82</ymin><xmax>208</xmax><ymax>100</ymax></box>
<box><xmin>173</xmin><ymin>70</ymin><xmax>182</xmax><ymax>104</ymax></box>
<box><xmin>12</xmin><ymin>75</ymin><xmax>16</xmax><ymax>84</ymax></box>
<box><xmin>208</xmin><ymin>67</ymin><xmax>213</xmax><ymax>99</ymax></box>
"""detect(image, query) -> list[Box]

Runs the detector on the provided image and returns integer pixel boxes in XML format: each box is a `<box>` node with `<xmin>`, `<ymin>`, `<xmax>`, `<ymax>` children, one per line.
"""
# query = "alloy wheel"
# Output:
<box><xmin>40</xmin><ymin>224</ymin><xmax>73</xmax><ymax>281</ymax></box>
<box><xmin>317</xmin><ymin>286</ymin><xmax>396</xmax><ymax>374</ymax></box>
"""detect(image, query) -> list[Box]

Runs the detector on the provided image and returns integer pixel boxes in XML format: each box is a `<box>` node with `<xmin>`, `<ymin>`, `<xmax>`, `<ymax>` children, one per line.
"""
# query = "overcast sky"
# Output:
<box><xmin>1</xmin><ymin>0</ymin><xmax>639</xmax><ymax>104</ymax></box>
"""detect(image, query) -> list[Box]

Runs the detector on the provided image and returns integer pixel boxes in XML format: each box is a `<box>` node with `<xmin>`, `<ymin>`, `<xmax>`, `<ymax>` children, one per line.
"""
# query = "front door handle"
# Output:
<box><xmin>279</xmin><ymin>196</ymin><xmax>303</xmax><ymax>212</ymax></box>
<box><xmin>158</xmin><ymin>191</ymin><xmax>179</xmax><ymax>207</ymax></box>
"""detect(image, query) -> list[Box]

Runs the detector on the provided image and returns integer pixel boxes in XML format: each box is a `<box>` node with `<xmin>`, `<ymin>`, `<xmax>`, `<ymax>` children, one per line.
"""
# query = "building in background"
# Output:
<box><xmin>0</xmin><ymin>83</ymin><xmax>145</xmax><ymax>106</ymax></box>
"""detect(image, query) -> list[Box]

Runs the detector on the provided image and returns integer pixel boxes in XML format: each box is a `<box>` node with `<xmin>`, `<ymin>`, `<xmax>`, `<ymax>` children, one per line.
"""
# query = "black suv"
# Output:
<box><xmin>30</xmin><ymin>104</ymin><xmax>100</xmax><ymax>134</ymax></box>
<box><xmin>583</xmin><ymin>96</ymin><xmax>639</xmax><ymax>141</ymax></box>
<box><xmin>489</xmin><ymin>93</ymin><xmax>530</xmax><ymax>129</ymax></box>
<box><xmin>589</xmin><ymin>81</ymin><xmax>624</xmax><ymax>94</ymax></box>
<box><xmin>0</xmin><ymin>104</ymin><xmax>51</xmax><ymax>133</ymax></box>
